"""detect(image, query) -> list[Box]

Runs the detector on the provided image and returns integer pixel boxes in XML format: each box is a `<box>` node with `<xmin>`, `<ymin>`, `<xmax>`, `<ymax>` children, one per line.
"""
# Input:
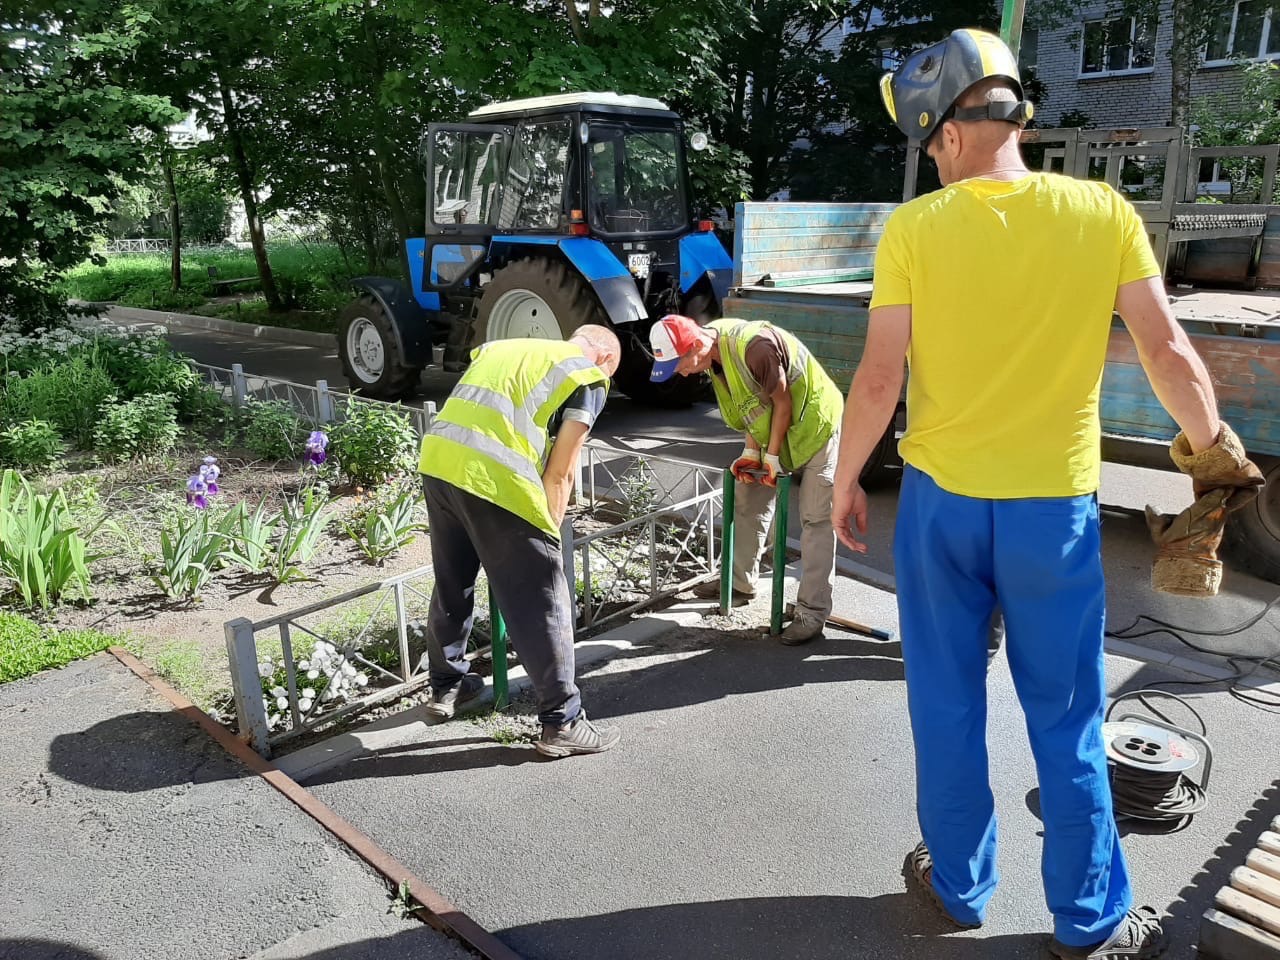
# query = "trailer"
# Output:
<box><xmin>721</xmin><ymin>184</ymin><xmax>1280</xmax><ymax>582</ymax></box>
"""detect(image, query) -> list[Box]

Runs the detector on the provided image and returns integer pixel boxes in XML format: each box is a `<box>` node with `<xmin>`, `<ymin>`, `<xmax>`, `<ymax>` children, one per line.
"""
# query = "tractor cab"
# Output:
<box><xmin>337</xmin><ymin>92</ymin><xmax>731</xmax><ymax>406</ymax></box>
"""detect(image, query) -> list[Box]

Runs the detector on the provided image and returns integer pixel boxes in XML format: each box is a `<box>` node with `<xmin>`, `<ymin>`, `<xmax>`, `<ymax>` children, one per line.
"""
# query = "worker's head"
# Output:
<box><xmin>879</xmin><ymin>29</ymin><xmax>1033</xmax><ymax>182</ymax></box>
<box><xmin>569</xmin><ymin>323</ymin><xmax>622</xmax><ymax>377</ymax></box>
<box><xmin>648</xmin><ymin>315</ymin><xmax>716</xmax><ymax>381</ymax></box>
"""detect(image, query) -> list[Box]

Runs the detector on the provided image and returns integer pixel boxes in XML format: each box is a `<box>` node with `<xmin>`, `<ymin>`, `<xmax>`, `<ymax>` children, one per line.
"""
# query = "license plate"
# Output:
<box><xmin>627</xmin><ymin>252</ymin><xmax>652</xmax><ymax>278</ymax></box>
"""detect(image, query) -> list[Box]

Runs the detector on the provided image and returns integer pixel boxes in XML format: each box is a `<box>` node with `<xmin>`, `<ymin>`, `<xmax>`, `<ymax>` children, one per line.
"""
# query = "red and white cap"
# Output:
<box><xmin>648</xmin><ymin>315</ymin><xmax>704</xmax><ymax>382</ymax></box>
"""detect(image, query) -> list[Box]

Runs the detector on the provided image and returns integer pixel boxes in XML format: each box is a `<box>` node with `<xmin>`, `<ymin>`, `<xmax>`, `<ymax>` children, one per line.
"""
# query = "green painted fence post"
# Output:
<box><xmin>721</xmin><ymin>469</ymin><xmax>735</xmax><ymax>616</ymax></box>
<box><xmin>489</xmin><ymin>585</ymin><xmax>508</xmax><ymax>710</ymax></box>
<box><xmin>771</xmin><ymin>475</ymin><xmax>791</xmax><ymax>636</ymax></box>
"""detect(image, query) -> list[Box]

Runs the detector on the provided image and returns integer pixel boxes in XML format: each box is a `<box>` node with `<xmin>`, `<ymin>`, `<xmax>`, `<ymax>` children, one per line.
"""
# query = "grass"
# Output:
<box><xmin>0</xmin><ymin>612</ymin><xmax>119</xmax><ymax>683</ymax></box>
<box><xmin>58</xmin><ymin>243</ymin><xmax>386</xmax><ymax>315</ymax></box>
<box><xmin>190</xmin><ymin>298</ymin><xmax>341</xmax><ymax>334</ymax></box>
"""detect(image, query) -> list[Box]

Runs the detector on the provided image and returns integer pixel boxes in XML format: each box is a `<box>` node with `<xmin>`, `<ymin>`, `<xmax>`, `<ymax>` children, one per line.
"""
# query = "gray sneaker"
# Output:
<box><xmin>1048</xmin><ymin>907</ymin><xmax>1167</xmax><ymax>959</ymax></box>
<box><xmin>536</xmin><ymin>710</ymin><xmax>621</xmax><ymax>758</ymax></box>
<box><xmin>424</xmin><ymin>673</ymin><xmax>485</xmax><ymax>719</ymax></box>
<box><xmin>779</xmin><ymin>614</ymin><xmax>824</xmax><ymax>645</ymax></box>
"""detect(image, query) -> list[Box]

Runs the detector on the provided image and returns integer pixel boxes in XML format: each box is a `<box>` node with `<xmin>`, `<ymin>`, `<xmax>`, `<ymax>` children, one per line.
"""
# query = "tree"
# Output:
<box><xmin>0</xmin><ymin>2</ymin><xmax>179</xmax><ymax>327</ymax></box>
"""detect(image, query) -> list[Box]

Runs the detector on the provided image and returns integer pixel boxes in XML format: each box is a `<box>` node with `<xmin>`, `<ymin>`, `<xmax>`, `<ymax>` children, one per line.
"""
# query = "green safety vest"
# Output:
<box><xmin>418</xmin><ymin>339</ymin><xmax>608</xmax><ymax>536</ymax></box>
<box><xmin>707</xmin><ymin>318</ymin><xmax>843</xmax><ymax>472</ymax></box>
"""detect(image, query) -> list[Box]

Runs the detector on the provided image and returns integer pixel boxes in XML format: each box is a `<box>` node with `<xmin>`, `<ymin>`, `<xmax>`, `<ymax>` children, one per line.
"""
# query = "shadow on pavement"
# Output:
<box><xmin>498</xmin><ymin>894</ymin><xmax>1049</xmax><ymax>960</ymax></box>
<box><xmin>47</xmin><ymin>709</ymin><xmax>242</xmax><ymax>793</ymax></box>
<box><xmin>0</xmin><ymin>942</ymin><xmax>104</xmax><ymax>960</ymax></box>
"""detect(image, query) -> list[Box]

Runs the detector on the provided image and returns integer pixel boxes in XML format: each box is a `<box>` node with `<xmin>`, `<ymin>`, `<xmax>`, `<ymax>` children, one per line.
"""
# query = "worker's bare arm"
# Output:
<box><xmin>832</xmin><ymin>304</ymin><xmax>910</xmax><ymax>552</ymax></box>
<box><xmin>1115</xmin><ymin>276</ymin><xmax>1219</xmax><ymax>453</ymax></box>
<box><xmin>543</xmin><ymin>420</ymin><xmax>591</xmax><ymax>529</ymax></box>
<box><xmin>767</xmin><ymin>377</ymin><xmax>792</xmax><ymax>457</ymax></box>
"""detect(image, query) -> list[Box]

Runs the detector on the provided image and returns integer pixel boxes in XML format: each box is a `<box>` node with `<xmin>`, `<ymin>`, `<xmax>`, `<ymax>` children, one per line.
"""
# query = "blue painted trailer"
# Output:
<box><xmin>722</xmin><ymin>201</ymin><xmax>1280</xmax><ymax>581</ymax></box>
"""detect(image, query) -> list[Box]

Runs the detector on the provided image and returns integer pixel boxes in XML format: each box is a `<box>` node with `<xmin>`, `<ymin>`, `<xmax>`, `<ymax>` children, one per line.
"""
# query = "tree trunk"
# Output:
<box><xmin>216</xmin><ymin>69</ymin><xmax>282</xmax><ymax>310</ymax></box>
<box><xmin>1169</xmin><ymin>0</ymin><xmax>1194</xmax><ymax>129</ymax></box>
<box><xmin>372</xmin><ymin>135</ymin><xmax>414</xmax><ymax>283</ymax></box>
<box><xmin>161</xmin><ymin>147</ymin><xmax>182</xmax><ymax>293</ymax></box>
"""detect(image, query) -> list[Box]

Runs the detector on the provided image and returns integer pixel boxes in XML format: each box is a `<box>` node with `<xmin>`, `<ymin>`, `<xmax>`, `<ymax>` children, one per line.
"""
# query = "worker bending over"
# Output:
<box><xmin>417</xmin><ymin>324</ymin><xmax>623</xmax><ymax>759</ymax></box>
<box><xmin>649</xmin><ymin>314</ymin><xmax>843</xmax><ymax>645</ymax></box>
<box><xmin>834</xmin><ymin>28</ymin><xmax>1261</xmax><ymax>958</ymax></box>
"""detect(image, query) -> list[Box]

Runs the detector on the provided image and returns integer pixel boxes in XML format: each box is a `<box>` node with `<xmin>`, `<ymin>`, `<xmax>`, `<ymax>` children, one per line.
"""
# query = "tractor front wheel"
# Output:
<box><xmin>338</xmin><ymin>296</ymin><xmax>420</xmax><ymax>399</ymax></box>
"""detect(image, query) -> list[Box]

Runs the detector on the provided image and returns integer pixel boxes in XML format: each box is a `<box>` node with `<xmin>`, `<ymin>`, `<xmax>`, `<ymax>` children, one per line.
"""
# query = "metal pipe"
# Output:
<box><xmin>770</xmin><ymin>476</ymin><xmax>791</xmax><ymax>636</ymax></box>
<box><xmin>489</xmin><ymin>585</ymin><xmax>508</xmax><ymax>710</ymax></box>
<box><xmin>1000</xmin><ymin>0</ymin><xmax>1026</xmax><ymax>59</ymax></box>
<box><xmin>721</xmin><ymin>469</ymin><xmax>735</xmax><ymax>616</ymax></box>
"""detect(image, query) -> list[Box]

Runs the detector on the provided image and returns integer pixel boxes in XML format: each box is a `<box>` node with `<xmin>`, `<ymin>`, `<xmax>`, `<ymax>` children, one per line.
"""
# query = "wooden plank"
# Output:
<box><xmin>1235</xmin><ymin>866</ymin><xmax>1280</xmax><ymax>911</ymax></box>
<box><xmin>761</xmin><ymin>269</ymin><xmax>873</xmax><ymax>287</ymax></box>
<box><xmin>1217</xmin><ymin>886</ymin><xmax>1280</xmax><ymax>937</ymax></box>
<box><xmin>1262</xmin><ymin>831</ymin><xmax>1280</xmax><ymax>857</ymax></box>
<box><xmin>1200</xmin><ymin>907</ymin><xmax>1280</xmax><ymax>959</ymax></box>
<box><xmin>1248</xmin><ymin>849</ymin><xmax>1280</xmax><ymax>883</ymax></box>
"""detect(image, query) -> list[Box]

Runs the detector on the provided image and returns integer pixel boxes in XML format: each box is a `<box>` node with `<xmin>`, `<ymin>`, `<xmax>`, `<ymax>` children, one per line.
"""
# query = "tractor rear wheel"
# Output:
<box><xmin>474</xmin><ymin>257</ymin><xmax>607</xmax><ymax>344</ymax></box>
<box><xmin>338</xmin><ymin>296</ymin><xmax>420</xmax><ymax>399</ymax></box>
<box><xmin>1223</xmin><ymin>454</ymin><xmax>1280</xmax><ymax>583</ymax></box>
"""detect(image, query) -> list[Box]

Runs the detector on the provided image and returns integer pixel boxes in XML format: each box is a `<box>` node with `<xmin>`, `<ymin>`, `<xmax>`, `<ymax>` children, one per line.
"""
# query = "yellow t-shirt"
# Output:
<box><xmin>870</xmin><ymin>171</ymin><xmax>1160</xmax><ymax>498</ymax></box>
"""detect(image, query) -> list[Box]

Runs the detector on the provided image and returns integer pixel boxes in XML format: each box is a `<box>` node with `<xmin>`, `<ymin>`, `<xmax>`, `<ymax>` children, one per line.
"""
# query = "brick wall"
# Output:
<box><xmin>1033</xmin><ymin>0</ymin><xmax>1246</xmax><ymax>128</ymax></box>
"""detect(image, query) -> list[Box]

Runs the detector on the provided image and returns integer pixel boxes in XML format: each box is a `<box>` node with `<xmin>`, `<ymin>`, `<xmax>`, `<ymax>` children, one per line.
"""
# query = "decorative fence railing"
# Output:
<box><xmin>224</xmin><ymin>438</ymin><xmax>724</xmax><ymax>756</ymax></box>
<box><xmin>188</xmin><ymin>361</ymin><xmax>435</xmax><ymax>437</ymax></box>
<box><xmin>101</xmin><ymin>238</ymin><xmax>243</xmax><ymax>255</ymax></box>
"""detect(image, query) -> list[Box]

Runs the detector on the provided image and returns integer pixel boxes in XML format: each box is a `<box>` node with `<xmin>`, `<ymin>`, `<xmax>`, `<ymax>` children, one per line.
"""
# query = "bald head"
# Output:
<box><xmin>569</xmin><ymin>323</ymin><xmax>622</xmax><ymax>377</ymax></box>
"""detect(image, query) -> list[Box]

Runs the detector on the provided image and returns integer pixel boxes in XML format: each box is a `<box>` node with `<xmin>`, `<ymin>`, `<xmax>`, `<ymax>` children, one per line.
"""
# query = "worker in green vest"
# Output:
<box><xmin>649</xmin><ymin>314</ymin><xmax>844</xmax><ymax>644</ymax></box>
<box><xmin>417</xmin><ymin>324</ymin><xmax>622</xmax><ymax>759</ymax></box>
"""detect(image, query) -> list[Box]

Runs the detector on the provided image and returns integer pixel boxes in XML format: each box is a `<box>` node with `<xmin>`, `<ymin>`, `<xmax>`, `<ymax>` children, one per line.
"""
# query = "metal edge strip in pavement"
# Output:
<box><xmin>107</xmin><ymin>646</ymin><xmax>525</xmax><ymax>960</ymax></box>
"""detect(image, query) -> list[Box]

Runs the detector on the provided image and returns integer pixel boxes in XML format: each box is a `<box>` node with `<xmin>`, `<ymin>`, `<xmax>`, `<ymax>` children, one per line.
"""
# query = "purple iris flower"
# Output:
<box><xmin>199</xmin><ymin>461</ymin><xmax>220</xmax><ymax>494</ymax></box>
<box><xmin>186</xmin><ymin>475</ymin><xmax>208</xmax><ymax>510</ymax></box>
<box><xmin>305</xmin><ymin>430</ymin><xmax>329</xmax><ymax>467</ymax></box>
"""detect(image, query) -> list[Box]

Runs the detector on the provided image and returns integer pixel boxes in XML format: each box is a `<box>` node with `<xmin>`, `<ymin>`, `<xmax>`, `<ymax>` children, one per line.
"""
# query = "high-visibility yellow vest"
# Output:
<box><xmin>418</xmin><ymin>339</ymin><xmax>608</xmax><ymax>536</ymax></box>
<box><xmin>707</xmin><ymin>318</ymin><xmax>843</xmax><ymax>471</ymax></box>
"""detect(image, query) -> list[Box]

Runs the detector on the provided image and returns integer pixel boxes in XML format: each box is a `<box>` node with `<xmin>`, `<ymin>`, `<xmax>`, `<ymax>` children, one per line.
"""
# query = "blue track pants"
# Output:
<box><xmin>893</xmin><ymin>466</ymin><xmax>1131</xmax><ymax>946</ymax></box>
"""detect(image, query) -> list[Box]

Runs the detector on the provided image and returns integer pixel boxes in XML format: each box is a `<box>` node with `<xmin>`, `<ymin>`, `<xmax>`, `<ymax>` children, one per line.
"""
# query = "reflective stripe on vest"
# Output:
<box><xmin>418</xmin><ymin>340</ymin><xmax>608</xmax><ymax>536</ymax></box>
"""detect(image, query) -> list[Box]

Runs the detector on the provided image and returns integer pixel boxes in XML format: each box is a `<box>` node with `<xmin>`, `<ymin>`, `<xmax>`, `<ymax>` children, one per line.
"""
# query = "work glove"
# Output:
<box><xmin>730</xmin><ymin>447</ymin><xmax>762</xmax><ymax>484</ymax></box>
<box><xmin>1146</xmin><ymin>423</ymin><xmax>1265</xmax><ymax>598</ymax></box>
<box><xmin>1168</xmin><ymin>423</ymin><xmax>1264</xmax><ymax>507</ymax></box>
<box><xmin>760</xmin><ymin>452</ymin><xmax>783</xmax><ymax>488</ymax></box>
<box><xmin>1146</xmin><ymin>488</ymin><xmax>1230</xmax><ymax>598</ymax></box>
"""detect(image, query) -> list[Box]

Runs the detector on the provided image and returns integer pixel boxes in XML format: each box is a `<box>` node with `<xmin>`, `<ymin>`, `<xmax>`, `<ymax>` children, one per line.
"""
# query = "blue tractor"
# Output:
<box><xmin>337</xmin><ymin>92</ymin><xmax>733</xmax><ymax>406</ymax></box>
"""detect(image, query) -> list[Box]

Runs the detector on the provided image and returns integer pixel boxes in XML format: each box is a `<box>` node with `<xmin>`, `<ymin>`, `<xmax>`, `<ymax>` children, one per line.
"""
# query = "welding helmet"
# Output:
<box><xmin>879</xmin><ymin>28</ymin><xmax>1033</xmax><ymax>144</ymax></box>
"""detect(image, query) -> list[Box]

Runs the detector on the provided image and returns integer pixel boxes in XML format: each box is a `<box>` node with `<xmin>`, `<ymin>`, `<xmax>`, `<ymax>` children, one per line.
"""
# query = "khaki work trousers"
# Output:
<box><xmin>728</xmin><ymin>432</ymin><xmax>838</xmax><ymax>623</ymax></box>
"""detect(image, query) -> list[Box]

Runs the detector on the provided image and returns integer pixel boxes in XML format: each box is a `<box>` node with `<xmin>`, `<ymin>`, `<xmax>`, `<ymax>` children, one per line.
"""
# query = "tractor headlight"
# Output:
<box><xmin>690</xmin><ymin>131</ymin><xmax>709</xmax><ymax>152</ymax></box>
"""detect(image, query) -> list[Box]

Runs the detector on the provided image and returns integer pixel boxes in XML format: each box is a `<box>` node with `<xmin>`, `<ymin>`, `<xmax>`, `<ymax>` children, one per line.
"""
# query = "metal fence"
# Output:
<box><xmin>188</xmin><ymin>361</ymin><xmax>435</xmax><ymax>437</ymax></box>
<box><xmin>224</xmin><ymin>439</ymin><xmax>724</xmax><ymax>756</ymax></box>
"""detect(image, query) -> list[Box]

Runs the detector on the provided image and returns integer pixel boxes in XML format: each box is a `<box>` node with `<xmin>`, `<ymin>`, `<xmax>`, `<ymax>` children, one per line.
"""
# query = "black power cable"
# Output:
<box><xmin>1105</xmin><ymin>592</ymin><xmax>1280</xmax><ymax>712</ymax></box>
<box><xmin>1104</xmin><ymin>690</ymin><xmax>1211</xmax><ymax>829</ymax></box>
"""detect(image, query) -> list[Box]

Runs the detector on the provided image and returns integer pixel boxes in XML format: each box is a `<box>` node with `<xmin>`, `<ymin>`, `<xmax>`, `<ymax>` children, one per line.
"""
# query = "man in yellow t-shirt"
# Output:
<box><xmin>831</xmin><ymin>28</ymin><xmax>1229</xmax><ymax>960</ymax></box>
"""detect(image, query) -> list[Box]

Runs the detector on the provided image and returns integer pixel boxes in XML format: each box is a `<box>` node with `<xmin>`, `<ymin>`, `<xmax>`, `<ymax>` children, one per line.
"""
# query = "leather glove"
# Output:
<box><xmin>1169</xmin><ymin>423</ymin><xmax>1264</xmax><ymax>508</ymax></box>
<box><xmin>1146</xmin><ymin>488</ymin><xmax>1230</xmax><ymax>598</ymax></box>
<box><xmin>1146</xmin><ymin>423</ymin><xmax>1264</xmax><ymax>598</ymax></box>
<box><xmin>730</xmin><ymin>447</ymin><xmax>761</xmax><ymax>484</ymax></box>
<box><xmin>760</xmin><ymin>452</ymin><xmax>783</xmax><ymax>488</ymax></box>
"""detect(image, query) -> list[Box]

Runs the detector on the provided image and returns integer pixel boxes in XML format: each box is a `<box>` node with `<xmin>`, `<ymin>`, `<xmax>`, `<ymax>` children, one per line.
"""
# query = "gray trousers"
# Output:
<box><xmin>422</xmin><ymin>477</ymin><xmax>580</xmax><ymax>727</ymax></box>
<box><xmin>729</xmin><ymin>433</ymin><xmax>838</xmax><ymax>622</ymax></box>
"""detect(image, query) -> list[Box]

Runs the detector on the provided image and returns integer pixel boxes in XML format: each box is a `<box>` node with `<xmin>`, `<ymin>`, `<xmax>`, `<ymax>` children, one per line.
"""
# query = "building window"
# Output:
<box><xmin>1205</xmin><ymin>1</ymin><xmax>1280</xmax><ymax>62</ymax></box>
<box><xmin>1080</xmin><ymin>16</ymin><xmax>1155</xmax><ymax>75</ymax></box>
<box><xmin>1019</xmin><ymin>27</ymin><xmax>1039</xmax><ymax>73</ymax></box>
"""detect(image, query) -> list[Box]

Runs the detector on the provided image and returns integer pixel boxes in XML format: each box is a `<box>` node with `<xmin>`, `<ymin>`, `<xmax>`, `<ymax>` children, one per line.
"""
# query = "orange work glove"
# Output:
<box><xmin>730</xmin><ymin>447</ymin><xmax>762</xmax><ymax>484</ymax></box>
<box><xmin>760</xmin><ymin>452</ymin><xmax>783</xmax><ymax>488</ymax></box>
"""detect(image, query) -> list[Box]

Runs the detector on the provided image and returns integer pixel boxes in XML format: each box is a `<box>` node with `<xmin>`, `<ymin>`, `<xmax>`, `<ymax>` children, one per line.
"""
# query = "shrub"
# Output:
<box><xmin>330</xmin><ymin>401</ymin><xmax>417</xmax><ymax>485</ymax></box>
<box><xmin>243</xmin><ymin>400</ymin><xmax>307</xmax><ymax>461</ymax></box>
<box><xmin>0</xmin><ymin>613</ymin><xmax>116</xmax><ymax>684</ymax></box>
<box><xmin>87</xmin><ymin>334</ymin><xmax>200</xmax><ymax>405</ymax></box>
<box><xmin>95</xmin><ymin>393</ymin><xmax>181</xmax><ymax>461</ymax></box>
<box><xmin>183</xmin><ymin>385</ymin><xmax>236</xmax><ymax>440</ymax></box>
<box><xmin>0</xmin><ymin>420</ymin><xmax>64</xmax><ymax>472</ymax></box>
<box><xmin>0</xmin><ymin>355</ymin><xmax>118</xmax><ymax>448</ymax></box>
<box><xmin>0</xmin><ymin>470</ymin><xmax>95</xmax><ymax>609</ymax></box>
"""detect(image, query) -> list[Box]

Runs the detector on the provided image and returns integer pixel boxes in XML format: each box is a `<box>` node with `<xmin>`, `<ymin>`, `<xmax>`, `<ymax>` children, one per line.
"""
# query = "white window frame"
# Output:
<box><xmin>1202</xmin><ymin>1</ymin><xmax>1280</xmax><ymax>66</ymax></box>
<box><xmin>1078</xmin><ymin>15</ymin><xmax>1156</xmax><ymax>78</ymax></box>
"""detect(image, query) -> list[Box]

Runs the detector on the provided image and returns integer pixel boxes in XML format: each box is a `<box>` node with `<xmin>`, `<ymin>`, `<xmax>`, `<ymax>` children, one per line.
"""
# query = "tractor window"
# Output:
<box><xmin>497</xmin><ymin>119</ymin><xmax>572</xmax><ymax>230</ymax></box>
<box><xmin>588</xmin><ymin>125</ymin><xmax>685</xmax><ymax>234</ymax></box>
<box><xmin>430</xmin><ymin>129</ymin><xmax>506</xmax><ymax>227</ymax></box>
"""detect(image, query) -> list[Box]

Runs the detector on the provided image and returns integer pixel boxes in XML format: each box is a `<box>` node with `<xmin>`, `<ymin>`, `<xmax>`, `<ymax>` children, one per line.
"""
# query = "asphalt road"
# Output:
<box><xmin>108</xmin><ymin>307</ymin><xmax>1280</xmax><ymax>673</ymax></box>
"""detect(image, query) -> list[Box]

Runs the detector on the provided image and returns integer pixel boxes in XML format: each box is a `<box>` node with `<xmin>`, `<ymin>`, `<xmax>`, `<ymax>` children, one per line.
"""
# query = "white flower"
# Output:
<box><xmin>306</xmin><ymin>669</ymin><xmax>319</xmax><ymax>680</ymax></box>
<box><xmin>270</xmin><ymin>685</ymin><xmax>287</xmax><ymax>698</ymax></box>
<box><xmin>298</xmin><ymin>698</ymin><xmax>313</xmax><ymax>712</ymax></box>
<box><xmin>302</xmin><ymin>687</ymin><xmax>315</xmax><ymax>699</ymax></box>
<box><xmin>258</xmin><ymin>661</ymin><xmax>273</xmax><ymax>677</ymax></box>
<box><xmin>298</xmin><ymin>659</ymin><xmax>310</xmax><ymax>670</ymax></box>
<box><xmin>275</xmin><ymin>696</ymin><xmax>289</xmax><ymax>710</ymax></box>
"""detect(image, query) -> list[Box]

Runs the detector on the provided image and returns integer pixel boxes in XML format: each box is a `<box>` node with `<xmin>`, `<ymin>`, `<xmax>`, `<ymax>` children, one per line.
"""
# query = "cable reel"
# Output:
<box><xmin>1102</xmin><ymin>689</ymin><xmax>1214</xmax><ymax>830</ymax></box>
